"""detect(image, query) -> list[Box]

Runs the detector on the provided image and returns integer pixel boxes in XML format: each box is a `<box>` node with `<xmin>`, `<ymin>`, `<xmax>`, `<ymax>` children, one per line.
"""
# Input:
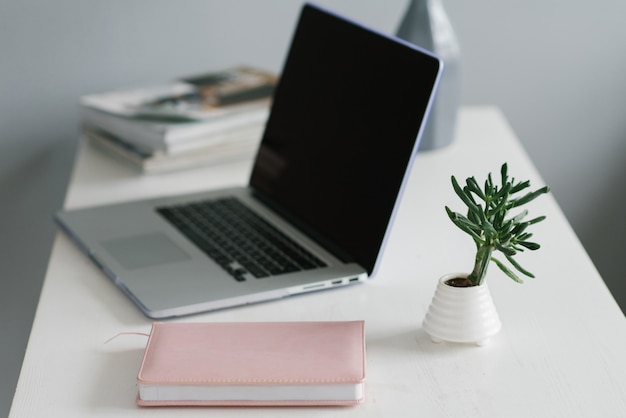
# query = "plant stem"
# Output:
<box><xmin>468</xmin><ymin>245</ymin><xmax>493</xmax><ymax>286</ymax></box>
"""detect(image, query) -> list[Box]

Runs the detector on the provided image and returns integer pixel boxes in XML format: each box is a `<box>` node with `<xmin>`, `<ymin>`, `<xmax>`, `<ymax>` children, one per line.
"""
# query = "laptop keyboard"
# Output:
<box><xmin>157</xmin><ymin>197</ymin><xmax>326</xmax><ymax>281</ymax></box>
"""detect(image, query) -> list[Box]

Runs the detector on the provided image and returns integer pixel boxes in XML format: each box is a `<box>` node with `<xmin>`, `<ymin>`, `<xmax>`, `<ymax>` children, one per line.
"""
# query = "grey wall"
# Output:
<box><xmin>1</xmin><ymin>1</ymin><xmax>624</xmax><ymax>415</ymax></box>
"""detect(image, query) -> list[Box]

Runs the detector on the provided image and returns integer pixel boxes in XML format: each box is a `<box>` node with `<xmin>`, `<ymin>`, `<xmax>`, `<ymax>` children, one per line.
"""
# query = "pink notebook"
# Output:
<box><xmin>136</xmin><ymin>321</ymin><xmax>366</xmax><ymax>406</ymax></box>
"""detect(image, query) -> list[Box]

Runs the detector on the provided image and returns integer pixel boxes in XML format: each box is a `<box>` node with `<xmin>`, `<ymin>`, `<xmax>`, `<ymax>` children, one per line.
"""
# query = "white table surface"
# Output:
<box><xmin>10</xmin><ymin>107</ymin><xmax>626</xmax><ymax>417</ymax></box>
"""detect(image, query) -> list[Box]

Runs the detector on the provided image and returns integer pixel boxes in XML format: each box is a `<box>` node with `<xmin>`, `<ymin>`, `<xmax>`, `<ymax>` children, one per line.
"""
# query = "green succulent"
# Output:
<box><xmin>445</xmin><ymin>163</ymin><xmax>550</xmax><ymax>286</ymax></box>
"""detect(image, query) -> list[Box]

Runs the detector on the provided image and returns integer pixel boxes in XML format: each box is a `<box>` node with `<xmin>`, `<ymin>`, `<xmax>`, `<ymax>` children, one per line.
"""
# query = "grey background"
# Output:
<box><xmin>1</xmin><ymin>0</ymin><xmax>624</xmax><ymax>415</ymax></box>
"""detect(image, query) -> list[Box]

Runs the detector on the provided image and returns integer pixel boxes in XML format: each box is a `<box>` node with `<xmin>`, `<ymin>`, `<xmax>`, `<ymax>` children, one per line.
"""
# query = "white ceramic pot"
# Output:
<box><xmin>422</xmin><ymin>273</ymin><xmax>501</xmax><ymax>346</ymax></box>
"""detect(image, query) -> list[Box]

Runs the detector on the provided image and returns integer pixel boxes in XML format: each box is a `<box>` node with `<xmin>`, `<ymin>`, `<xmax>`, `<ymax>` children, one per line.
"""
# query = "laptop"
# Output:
<box><xmin>55</xmin><ymin>3</ymin><xmax>443</xmax><ymax>319</ymax></box>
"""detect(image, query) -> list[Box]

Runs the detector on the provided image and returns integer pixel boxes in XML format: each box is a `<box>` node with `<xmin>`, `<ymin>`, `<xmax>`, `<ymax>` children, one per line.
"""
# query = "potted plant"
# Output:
<box><xmin>423</xmin><ymin>163</ymin><xmax>550</xmax><ymax>345</ymax></box>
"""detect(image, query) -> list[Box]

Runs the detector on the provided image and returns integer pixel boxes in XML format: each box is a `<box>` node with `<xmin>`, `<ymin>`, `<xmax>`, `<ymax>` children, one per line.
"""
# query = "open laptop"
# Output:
<box><xmin>55</xmin><ymin>3</ymin><xmax>443</xmax><ymax>319</ymax></box>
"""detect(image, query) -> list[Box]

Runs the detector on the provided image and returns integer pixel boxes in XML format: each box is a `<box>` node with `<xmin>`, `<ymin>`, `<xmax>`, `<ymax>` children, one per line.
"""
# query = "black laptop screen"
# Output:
<box><xmin>249</xmin><ymin>4</ymin><xmax>441</xmax><ymax>276</ymax></box>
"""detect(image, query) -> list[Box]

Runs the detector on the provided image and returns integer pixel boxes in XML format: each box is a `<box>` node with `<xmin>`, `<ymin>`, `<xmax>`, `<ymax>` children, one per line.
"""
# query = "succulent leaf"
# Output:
<box><xmin>504</xmin><ymin>253</ymin><xmax>535</xmax><ymax>278</ymax></box>
<box><xmin>518</xmin><ymin>241</ymin><xmax>540</xmax><ymax>251</ymax></box>
<box><xmin>452</xmin><ymin>176</ymin><xmax>480</xmax><ymax>213</ymax></box>
<box><xmin>491</xmin><ymin>257</ymin><xmax>524</xmax><ymax>283</ymax></box>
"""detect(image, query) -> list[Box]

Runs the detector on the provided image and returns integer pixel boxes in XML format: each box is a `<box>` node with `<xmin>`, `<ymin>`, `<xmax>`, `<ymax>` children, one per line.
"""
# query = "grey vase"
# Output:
<box><xmin>397</xmin><ymin>0</ymin><xmax>461</xmax><ymax>151</ymax></box>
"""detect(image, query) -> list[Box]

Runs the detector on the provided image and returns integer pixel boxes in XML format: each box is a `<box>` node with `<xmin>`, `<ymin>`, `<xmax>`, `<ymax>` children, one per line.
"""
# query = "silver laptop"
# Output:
<box><xmin>55</xmin><ymin>3</ymin><xmax>443</xmax><ymax>319</ymax></box>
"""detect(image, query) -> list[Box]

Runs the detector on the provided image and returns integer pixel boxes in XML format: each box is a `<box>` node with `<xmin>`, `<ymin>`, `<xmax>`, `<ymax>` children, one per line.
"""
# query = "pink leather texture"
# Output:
<box><xmin>136</xmin><ymin>321</ymin><xmax>365</xmax><ymax>406</ymax></box>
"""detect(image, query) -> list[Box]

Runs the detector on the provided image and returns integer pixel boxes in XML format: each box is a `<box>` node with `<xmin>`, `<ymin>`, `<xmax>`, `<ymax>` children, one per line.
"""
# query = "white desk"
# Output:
<box><xmin>10</xmin><ymin>107</ymin><xmax>626</xmax><ymax>417</ymax></box>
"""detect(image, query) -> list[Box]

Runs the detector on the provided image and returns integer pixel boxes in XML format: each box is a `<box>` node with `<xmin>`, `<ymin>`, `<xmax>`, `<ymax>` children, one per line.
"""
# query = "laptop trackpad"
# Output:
<box><xmin>102</xmin><ymin>233</ymin><xmax>190</xmax><ymax>270</ymax></box>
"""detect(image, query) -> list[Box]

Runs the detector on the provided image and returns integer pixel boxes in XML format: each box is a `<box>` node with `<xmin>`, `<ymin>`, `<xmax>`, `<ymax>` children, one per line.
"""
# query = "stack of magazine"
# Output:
<box><xmin>81</xmin><ymin>66</ymin><xmax>276</xmax><ymax>173</ymax></box>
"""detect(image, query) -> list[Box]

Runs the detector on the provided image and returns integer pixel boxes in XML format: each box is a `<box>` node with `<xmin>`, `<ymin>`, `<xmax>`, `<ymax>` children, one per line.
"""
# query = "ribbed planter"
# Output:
<box><xmin>423</xmin><ymin>273</ymin><xmax>501</xmax><ymax>346</ymax></box>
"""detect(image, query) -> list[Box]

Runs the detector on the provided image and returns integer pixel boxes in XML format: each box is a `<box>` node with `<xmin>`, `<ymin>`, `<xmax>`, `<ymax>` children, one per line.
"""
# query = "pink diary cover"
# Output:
<box><xmin>136</xmin><ymin>321</ymin><xmax>366</xmax><ymax>406</ymax></box>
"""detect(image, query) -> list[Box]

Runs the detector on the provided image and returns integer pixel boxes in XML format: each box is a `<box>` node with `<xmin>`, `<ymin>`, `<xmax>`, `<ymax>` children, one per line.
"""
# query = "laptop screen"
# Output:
<box><xmin>249</xmin><ymin>3</ymin><xmax>441</xmax><ymax>275</ymax></box>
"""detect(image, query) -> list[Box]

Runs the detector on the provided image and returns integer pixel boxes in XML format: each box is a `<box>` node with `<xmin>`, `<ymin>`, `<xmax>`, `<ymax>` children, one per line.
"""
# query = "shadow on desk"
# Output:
<box><xmin>92</xmin><ymin>347</ymin><xmax>144</xmax><ymax>410</ymax></box>
<box><xmin>366</xmin><ymin>327</ymin><xmax>499</xmax><ymax>356</ymax></box>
